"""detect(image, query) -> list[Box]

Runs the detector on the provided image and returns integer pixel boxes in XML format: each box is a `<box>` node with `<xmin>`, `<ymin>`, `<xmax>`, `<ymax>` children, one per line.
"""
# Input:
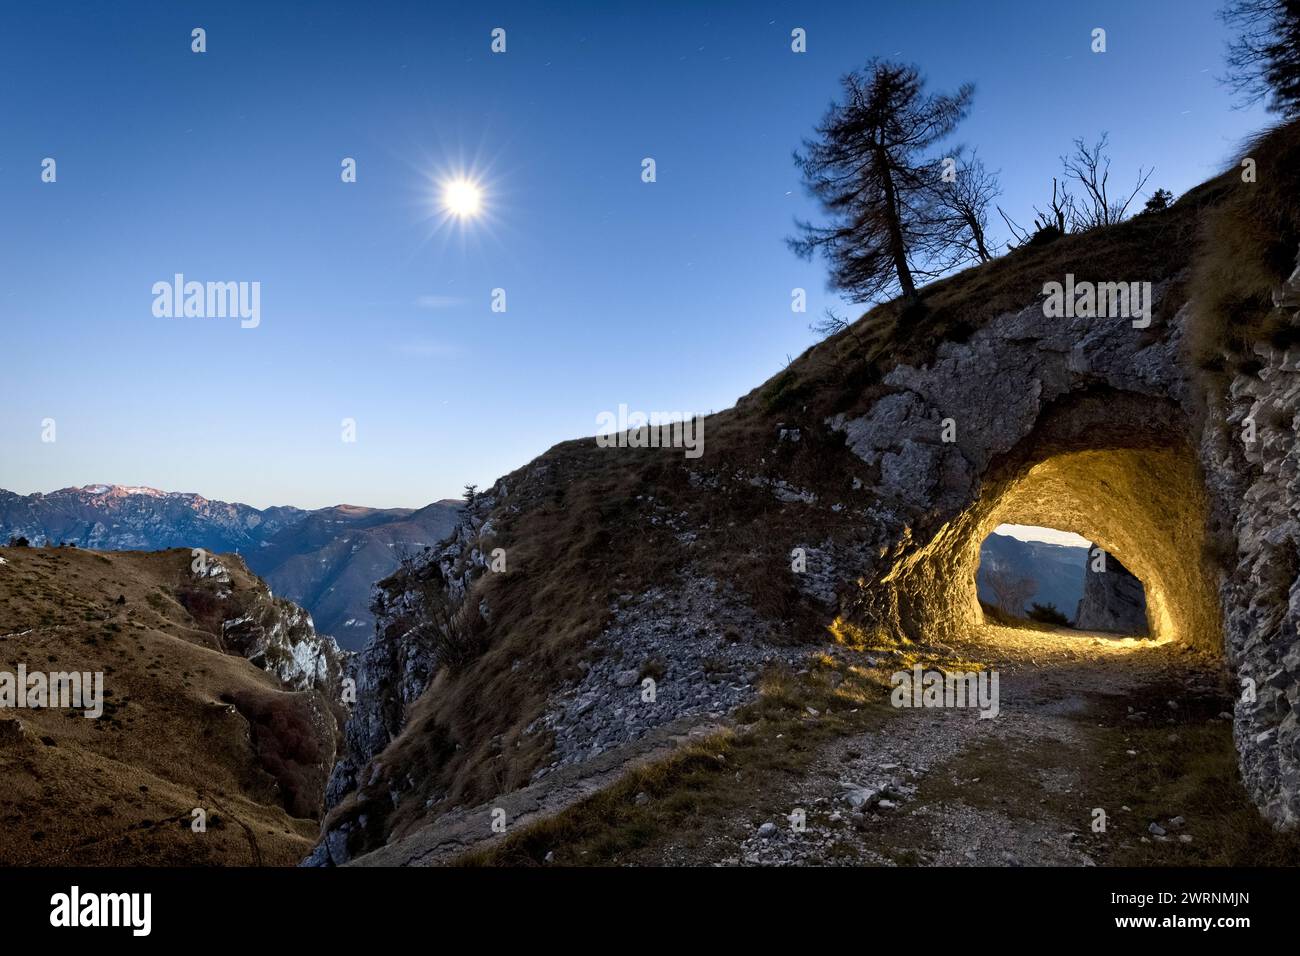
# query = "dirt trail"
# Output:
<box><xmin>712</xmin><ymin>625</ymin><xmax>1233</xmax><ymax>866</ymax></box>
<box><xmin>371</xmin><ymin>623</ymin><xmax>1258</xmax><ymax>867</ymax></box>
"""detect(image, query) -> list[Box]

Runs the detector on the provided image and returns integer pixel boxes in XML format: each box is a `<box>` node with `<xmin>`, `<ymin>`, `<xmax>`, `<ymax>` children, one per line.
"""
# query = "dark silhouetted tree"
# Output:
<box><xmin>1061</xmin><ymin>134</ymin><xmax>1153</xmax><ymax>229</ymax></box>
<box><xmin>1142</xmin><ymin>188</ymin><xmax>1175</xmax><ymax>213</ymax></box>
<box><xmin>1221</xmin><ymin>0</ymin><xmax>1300</xmax><ymax>116</ymax></box>
<box><xmin>790</xmin><ymin>59</ymin><xmax>975</xmax><ymax>305</ymax></box>
<box><xmin>935</xmin><ymin>153</ymin><xmax>1001</xmax><ymax>263</ymax></box>
<box><xmin>999</xmin><ymin>136</ymin><xmax>1152</xmax><ymax>245</ymax></box>
<box><xmin>1027</xmin><ymin>602</ymin><xmax>1071</xmax><ymax>626</ymax></box>
<box><xmin>998</xmin><ymin>176</ymin><xmax>1074</xmax><ymax>249</ymax></box>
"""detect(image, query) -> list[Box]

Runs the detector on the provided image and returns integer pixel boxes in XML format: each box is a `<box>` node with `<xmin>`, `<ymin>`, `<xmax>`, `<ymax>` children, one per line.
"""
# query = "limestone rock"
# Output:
<box><xmin>1075</xmin><ymin>549</ymin><xmax>1148</xmax><ymax>634</ymax></box>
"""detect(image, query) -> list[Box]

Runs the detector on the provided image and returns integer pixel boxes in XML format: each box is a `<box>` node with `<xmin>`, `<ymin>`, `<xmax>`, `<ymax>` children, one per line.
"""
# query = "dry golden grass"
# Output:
<box><xmin>454</xmin><ymin>656</ymin><xmax>893</xmax><ymax>867</ymax></box>
<box><xmin>0</xmin><ymin>545</ymin><xmax>335</xmax><ymax>865</ymax></box>
<box><xmin>1187</xmin><ymin>120</ymin><xmax>1300</xmax><ymax>383</ymax></box>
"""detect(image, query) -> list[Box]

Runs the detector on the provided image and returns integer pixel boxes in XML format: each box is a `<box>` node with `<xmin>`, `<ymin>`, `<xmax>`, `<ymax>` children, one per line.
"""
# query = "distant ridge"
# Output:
<box><xmin>0</xmin><ymin>484</ymin><xmax>463</xmax><ymax>649</ymax></box>
<box><xmin>976</xmin><ymin>531</ymin><xmax>1089</xmax><ymax>619</ymax></box>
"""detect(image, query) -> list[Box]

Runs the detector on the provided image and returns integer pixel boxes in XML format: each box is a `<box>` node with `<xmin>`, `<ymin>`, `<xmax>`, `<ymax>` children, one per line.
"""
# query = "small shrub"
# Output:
<box><xmin>1142</xmin><ymin>188</ymin><xmax>1174</xmax><ymax>213</ymax></box>
<box><xmin>223</xmin><ymin>689</ymin><xmax>326</xmax><ymax>819</ymax></box>
<box><xmin>1027</xmin><ymin>602</ymin><xmax>1071</xmax><ymax>626</ymax></box>
<box><xmin>1026</xmin><ymin>223</ymin><xmax>1063</xmax><ymax>247</ymax></box>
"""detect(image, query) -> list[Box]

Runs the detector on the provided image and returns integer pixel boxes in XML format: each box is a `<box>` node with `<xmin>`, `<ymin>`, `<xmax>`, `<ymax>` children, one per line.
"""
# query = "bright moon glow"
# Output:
<box><xmin>443</xmin><ymin>179</ymin><xmax>482</xmax><ymax>218</ymax></box>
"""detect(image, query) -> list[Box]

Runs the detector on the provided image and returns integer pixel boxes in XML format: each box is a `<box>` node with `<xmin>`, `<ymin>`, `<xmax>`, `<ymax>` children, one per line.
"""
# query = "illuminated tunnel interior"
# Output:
<box><xmin>866</xmin><ymin>391</ymin><xmax>1221</xmax><ymax>651</ymax></box>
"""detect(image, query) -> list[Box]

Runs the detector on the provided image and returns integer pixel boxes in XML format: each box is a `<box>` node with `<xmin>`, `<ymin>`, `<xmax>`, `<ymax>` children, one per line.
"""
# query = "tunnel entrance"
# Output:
<box><xmin>975</xmin><ymin>523</ymin><xmax>1150</xmax><ymax>636</ymax></box>
<box><xmin>857</xmin><ymin>390</ymin><xmax>1222</xmax><ymax>653</ymax></box>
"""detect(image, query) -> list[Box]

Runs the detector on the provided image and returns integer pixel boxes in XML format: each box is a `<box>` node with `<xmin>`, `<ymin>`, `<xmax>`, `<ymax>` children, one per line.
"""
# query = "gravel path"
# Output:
<box><xmin>716</xmin><ymin>625</ymin><xmax>1226</xmax><ymax>866</ymax></box>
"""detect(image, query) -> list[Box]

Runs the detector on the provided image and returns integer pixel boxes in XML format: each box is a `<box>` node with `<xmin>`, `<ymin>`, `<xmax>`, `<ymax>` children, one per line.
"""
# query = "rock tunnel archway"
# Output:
<box><xmin>862</xmin><ymin>390</ymin><xmax>1222</xmax><ymax>651</ymax></box>
<box><xmin>823</xmin><ymin>290</ymin><xmax>1300</xmax><ymax>824</ymax></box>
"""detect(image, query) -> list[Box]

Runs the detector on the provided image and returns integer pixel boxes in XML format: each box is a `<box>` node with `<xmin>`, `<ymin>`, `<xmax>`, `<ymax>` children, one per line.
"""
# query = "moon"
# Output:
<box><xmin>442</xmin><ymin>178</ymin><xmax>483</xmax><ymax>219</ymax></box>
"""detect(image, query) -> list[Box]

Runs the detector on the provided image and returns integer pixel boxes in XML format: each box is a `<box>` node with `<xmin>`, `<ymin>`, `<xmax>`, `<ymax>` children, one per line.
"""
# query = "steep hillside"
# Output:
<box><xmin>0</xmin><ymin>485</ymin><xmax>462</xmax><ymax>649</ymax></box>
<box><xmin>0</xmin><ymin>544</ymin><xmax>345</xmax><ymax>864</ymax></box>
<box><xmin>312</xmin><ymin>121</ymin><xmax>1300</xmax><ymax>864</ymax></box>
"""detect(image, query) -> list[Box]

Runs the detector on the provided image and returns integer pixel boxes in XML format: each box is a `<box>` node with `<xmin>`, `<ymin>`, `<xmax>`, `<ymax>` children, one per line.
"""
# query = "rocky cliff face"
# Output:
<box><xmin>1074</xmin><ymin>549</ymin><xmax>1148</xmax><ymax>633</ymax></box>
<box><xmin>320</xmin><ymin>494</ymin><xmax>493</xmax><ymax>813</ymax></box>
<box><xmin>311</xmin><ymin>288</ymin><xmax>1229</xmax><ymax>863</ymax></box>
<box><xmin>1201</xmin><ymin>341</ymin><xmax>1300</xmax><ymax>826</ymax></box>
<box><xmin>189</xmin><ymin>553</ymin><xmax>349</xmax><ymax>695</ymax></box>
<box><xmin>193</xmin><ymin>554</ymin><xmax>345</xmax><ymax>697</ymax></box>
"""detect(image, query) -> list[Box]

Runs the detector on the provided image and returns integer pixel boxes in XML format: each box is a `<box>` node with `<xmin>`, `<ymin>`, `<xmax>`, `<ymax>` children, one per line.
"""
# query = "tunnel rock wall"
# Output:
<box><xmin>1202</xmin><ymin>341</ymin><xmax>1300</xmax><ymax>826</ymax></box>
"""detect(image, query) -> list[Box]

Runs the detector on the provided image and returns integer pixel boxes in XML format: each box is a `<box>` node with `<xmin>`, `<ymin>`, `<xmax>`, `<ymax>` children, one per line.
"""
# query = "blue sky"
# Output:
<box><xmin>0</xmin><ymin>0</ymin><xmax>1269</xmax><ymax>510</ymax></box>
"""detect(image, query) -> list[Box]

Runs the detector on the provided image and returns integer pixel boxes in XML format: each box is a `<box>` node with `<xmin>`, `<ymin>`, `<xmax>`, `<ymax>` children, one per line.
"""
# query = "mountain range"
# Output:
<box><xmin>976</xmin><ymin>531</ymin><xmax>1089</xmax><ymax>620</ymax></box>
<box><xmin>0</xmin><ymin>485</ymin><xmax>462</xmax><ymax>649</ymax></box>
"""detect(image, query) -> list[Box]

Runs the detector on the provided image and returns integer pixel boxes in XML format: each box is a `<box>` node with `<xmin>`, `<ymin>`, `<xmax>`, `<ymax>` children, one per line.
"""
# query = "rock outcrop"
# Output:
<box><xmin>177</xmin><ymin>551</ymin><xmax>348</xmax><ymax>696</ymax></box>
<box><xmin>1202</xmin><ymin>340</ymin><xmax>1300</xmax><ymax>826</ymax></box>
<box><xmin>1074</xmin><ymin>549</ymin><xmax>1148</xmax><ymax>633</ymax></box>
<box><xmin>313</xmin><ymin>285</ymin><xmax>1233</xmax><ymax>863</ymax></box>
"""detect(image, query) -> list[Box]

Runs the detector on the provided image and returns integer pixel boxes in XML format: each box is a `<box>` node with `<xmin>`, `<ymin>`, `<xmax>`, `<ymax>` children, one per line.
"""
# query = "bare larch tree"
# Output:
<box><xmin>985</xmin><ymin>566</ymin><xmax>1038</xmax><ymax>618</ymax></box>
<box><xmin>935</xmin><ymin>153</ymin><xmax>1001</xmax><ymax>263</ymax></box>
<box><xmin>1061</xmin><ymin>134</ymin><xmax>1153</xmax><ymax>230</ymax></box>
<box><xmin>790</xmin><ymin>59</ymin><xmax>977</xmax><ymax>305</ymax></box>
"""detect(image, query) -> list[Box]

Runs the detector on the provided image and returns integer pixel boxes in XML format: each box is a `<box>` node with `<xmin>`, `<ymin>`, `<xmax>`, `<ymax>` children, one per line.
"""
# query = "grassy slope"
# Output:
<box><xmin>0</xmin><ymin>546</ymin><xmax>334</xmax><ymax>865</ymax></box>
<box><xmin>1187</xmin><ymin>120</ymin><xmax>1300</xmax><ymax>381</ymax></box>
